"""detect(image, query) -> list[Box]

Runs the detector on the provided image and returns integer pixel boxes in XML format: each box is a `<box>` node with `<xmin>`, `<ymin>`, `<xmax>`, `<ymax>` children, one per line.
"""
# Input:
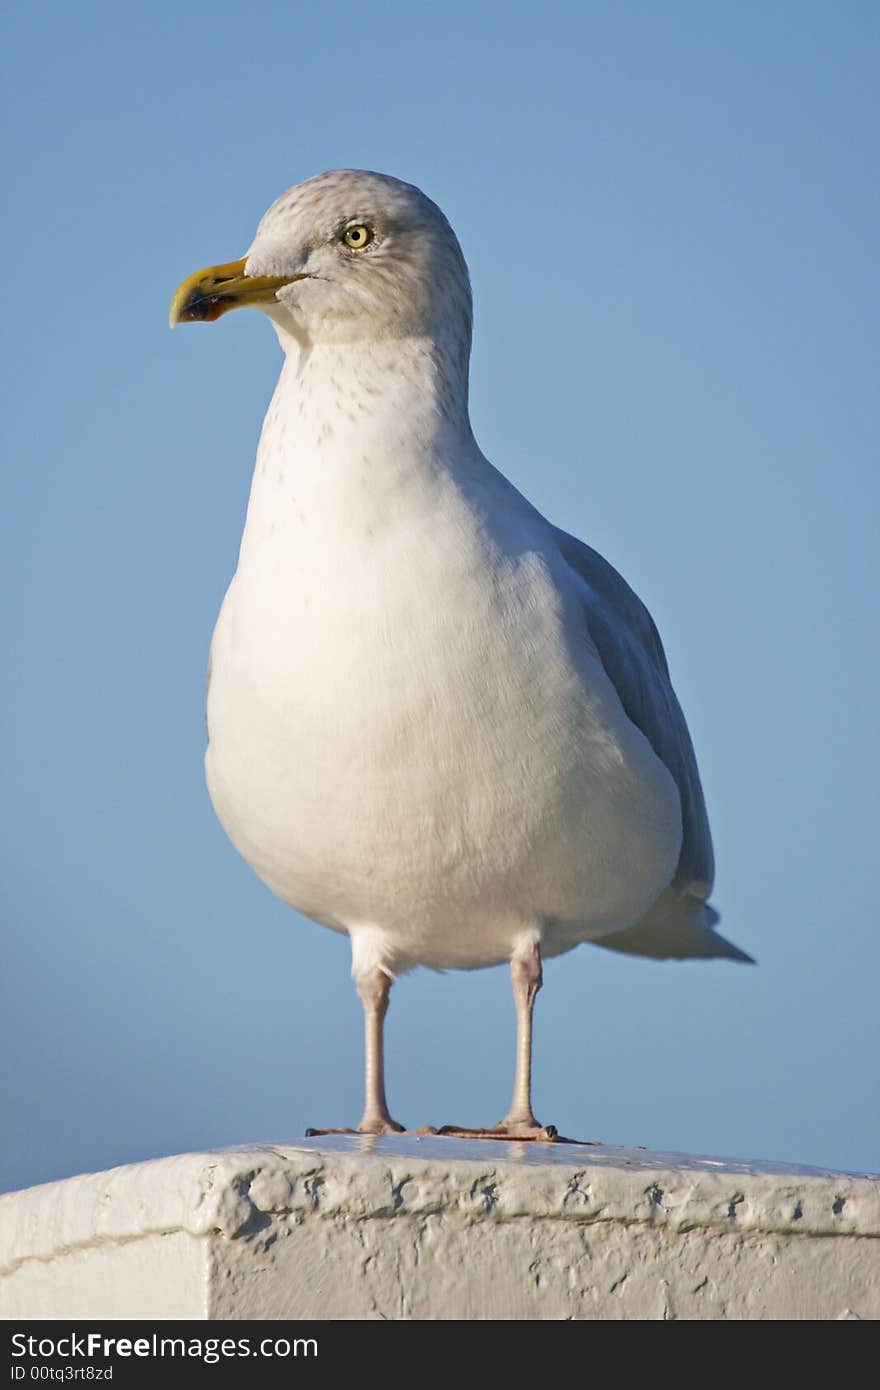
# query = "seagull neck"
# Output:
<box><xmin>275</xmin><ymin>334</ymin><xmax>475</xmax><ymax>466</ymax></box>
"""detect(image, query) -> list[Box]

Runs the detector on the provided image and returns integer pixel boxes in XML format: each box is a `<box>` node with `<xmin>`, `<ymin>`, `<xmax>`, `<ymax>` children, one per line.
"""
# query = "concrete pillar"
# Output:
<box><xmin>1</xmin><ymin>1136</ymin><xmax>877</xmax><ymax>1320</ymax></box>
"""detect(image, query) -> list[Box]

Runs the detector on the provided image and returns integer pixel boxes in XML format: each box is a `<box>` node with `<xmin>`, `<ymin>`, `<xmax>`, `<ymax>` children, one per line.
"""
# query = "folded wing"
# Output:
<box><xmin>553</xmin><ymin>526</ymin><xmax>752</xmax><ymax>963</ymax></box>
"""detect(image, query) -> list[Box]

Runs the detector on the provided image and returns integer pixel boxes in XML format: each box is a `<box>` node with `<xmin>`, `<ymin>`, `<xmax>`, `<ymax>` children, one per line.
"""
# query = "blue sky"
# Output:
<box><xmin>2</xmin><ymin>0</ymin><xmax>878</xmax><ymax>1194</ymax></box>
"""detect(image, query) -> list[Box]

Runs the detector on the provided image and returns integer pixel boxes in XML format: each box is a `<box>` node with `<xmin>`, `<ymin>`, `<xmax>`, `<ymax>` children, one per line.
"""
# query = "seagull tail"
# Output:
<box><xmin>592</xmin><ymin>895</ymin><xmax>755</xmax><ymax>964</ymax></box>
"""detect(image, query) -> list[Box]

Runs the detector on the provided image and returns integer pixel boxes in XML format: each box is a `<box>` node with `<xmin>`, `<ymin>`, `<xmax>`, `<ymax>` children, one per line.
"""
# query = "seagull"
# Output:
<box><xmin>170</xmin><ymin>169</ymin><xmax>751</xmax><ymax>1140</ymax></box>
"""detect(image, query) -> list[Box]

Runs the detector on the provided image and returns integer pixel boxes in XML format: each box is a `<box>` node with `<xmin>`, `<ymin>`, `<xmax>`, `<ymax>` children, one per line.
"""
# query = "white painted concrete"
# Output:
<box><xmin>1</xmin><ymin>1136</ymin><xmax>877</xmax><ymax>1320</ymax></box>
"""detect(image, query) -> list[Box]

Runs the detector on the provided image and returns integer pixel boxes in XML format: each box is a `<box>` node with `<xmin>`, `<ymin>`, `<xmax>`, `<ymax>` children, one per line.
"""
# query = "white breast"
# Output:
<box><xmin>204</xmin><ymin>346</ymin><xmax>682</xmax><ymax>972</ymax></box>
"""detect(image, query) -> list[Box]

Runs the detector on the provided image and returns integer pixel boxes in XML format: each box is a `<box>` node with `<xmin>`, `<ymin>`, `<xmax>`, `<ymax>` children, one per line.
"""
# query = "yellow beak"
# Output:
<box><xmin>169</xmin><ymin>257</ymin><xmax>297</xmax><ymax>327</ymax></box>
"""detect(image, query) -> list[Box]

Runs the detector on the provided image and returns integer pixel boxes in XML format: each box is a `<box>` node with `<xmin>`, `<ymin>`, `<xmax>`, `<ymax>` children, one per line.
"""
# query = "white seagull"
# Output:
<box><xmin>170</xmin><ymin>170</ymin><xmax>751</xmax><ymax>1140</ymax></box>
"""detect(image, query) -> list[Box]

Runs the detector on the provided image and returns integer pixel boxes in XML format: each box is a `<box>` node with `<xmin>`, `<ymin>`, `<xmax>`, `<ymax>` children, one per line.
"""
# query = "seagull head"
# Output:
<box><xmin>170</xmin><ymin>169</ymin><xmax>472</xmax><ymax>353</ymax></box>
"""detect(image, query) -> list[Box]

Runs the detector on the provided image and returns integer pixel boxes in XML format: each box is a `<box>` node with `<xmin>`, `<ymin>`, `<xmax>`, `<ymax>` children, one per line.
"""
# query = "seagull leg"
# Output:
<box><xmin>356</xmin><ymin>966</ymin><xmax>405</xmax><ymax>1134</ymax></box>
<box><xmin>430</xmin><ymin>935</ymin><xmax>559</xmax><ymax>1142</ymax></box>
<box><xmin>305</xmin><ymin>964</ymin><xmax>406</xmax><ymax>1137</ymax></box>
<box><xmin>494</xmin><ymin>936</ymin><xmax>545</xmax><ymax>1136</ymax></box>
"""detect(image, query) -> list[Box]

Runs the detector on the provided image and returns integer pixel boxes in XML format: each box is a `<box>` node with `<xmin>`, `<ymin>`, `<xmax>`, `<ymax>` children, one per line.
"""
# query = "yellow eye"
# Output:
<box><xmin>343</xmin><ymin>224</ymin><xmax>373</xmax><ymax>250</ymax></box>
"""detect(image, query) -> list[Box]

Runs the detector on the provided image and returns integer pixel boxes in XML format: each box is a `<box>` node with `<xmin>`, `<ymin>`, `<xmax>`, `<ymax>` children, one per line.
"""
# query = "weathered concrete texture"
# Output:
<box><xmin>1</xmin><ymin>1136</ymin><xmax>877</xmax><ymax>1320</ymax></box>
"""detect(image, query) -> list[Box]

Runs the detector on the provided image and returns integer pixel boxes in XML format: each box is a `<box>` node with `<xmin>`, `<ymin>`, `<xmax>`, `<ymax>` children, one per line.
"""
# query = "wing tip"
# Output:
<box><xmin>592</xmin><ymin>902</ymin><xmax>756</xmax><ymax>964</ymax></box>
<box><xmin>708</xmin><ymin>933</ymin><xmax>757</xmax><ymax>965</ymax></box>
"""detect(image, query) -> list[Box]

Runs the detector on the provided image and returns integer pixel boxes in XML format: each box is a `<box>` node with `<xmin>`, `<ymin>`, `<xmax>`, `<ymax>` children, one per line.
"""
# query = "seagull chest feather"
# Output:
<box><xmin>204</xmin><ymin>344</ymin><xmax>682</xmax><ymax>969</ymax></box>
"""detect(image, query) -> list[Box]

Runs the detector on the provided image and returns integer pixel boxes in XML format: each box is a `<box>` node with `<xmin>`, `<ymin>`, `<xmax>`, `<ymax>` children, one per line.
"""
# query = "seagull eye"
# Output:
<box><xmin>343</xmin><ymin>224</ymin><xmax>374</xmax><ymax>251</ymax></box>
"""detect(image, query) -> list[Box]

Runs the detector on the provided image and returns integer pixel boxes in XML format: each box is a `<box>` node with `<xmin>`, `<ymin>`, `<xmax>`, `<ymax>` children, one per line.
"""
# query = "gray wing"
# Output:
<box><xmin>553</xmin><ymin>526</ymin><xmax>752</xmax><ymax>963</ymax></box>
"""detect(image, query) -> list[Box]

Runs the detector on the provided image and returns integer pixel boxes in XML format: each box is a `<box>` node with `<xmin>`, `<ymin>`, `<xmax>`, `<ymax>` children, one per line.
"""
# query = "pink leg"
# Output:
<box><xmin>494</xmin><ymin>937</ymin><xmax>544</xmax><ymax>1134</ymax></box>
<box><xmin>305</xmin><ymin>962</ymin><xmax>406</xmax><ymax>1137</ymax></box>
<box><xmin>355</xmin><ymin>966</ymin><xmax>405</xmax><ymax>1135</ymax></box>
<box><xmin>430</xmin><ymin>935</ymin><xmax>558</xmax><ymax>1142</ymax></box>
